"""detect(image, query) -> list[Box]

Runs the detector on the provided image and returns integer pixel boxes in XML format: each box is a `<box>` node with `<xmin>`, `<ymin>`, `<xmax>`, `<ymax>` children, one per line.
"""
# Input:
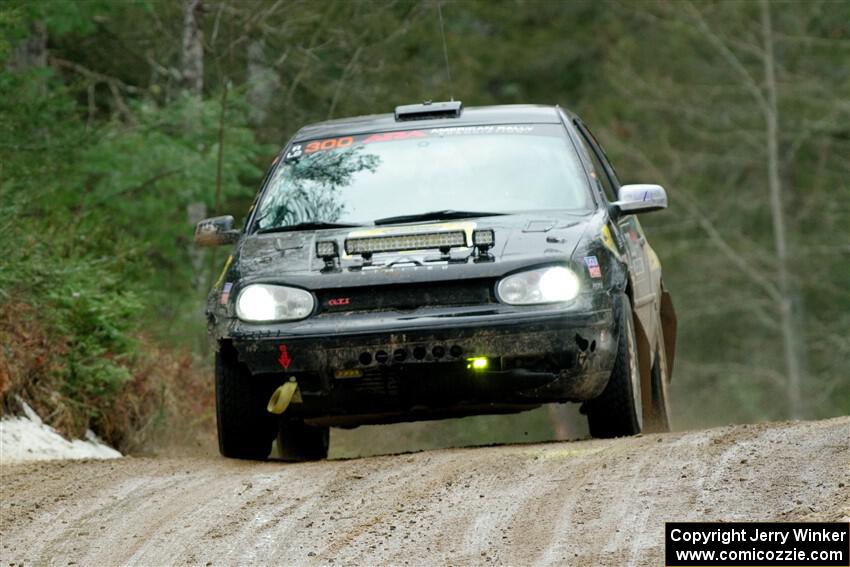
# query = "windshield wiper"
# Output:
<box><xmin>373</xmin><ymin>210</ymin><xmax>508</xmax><ymax>226</ymax></box>
<box><xmin>255</xmin><ymin>221</ymin><xmax>362</xmax><ymax>234</ymax></box>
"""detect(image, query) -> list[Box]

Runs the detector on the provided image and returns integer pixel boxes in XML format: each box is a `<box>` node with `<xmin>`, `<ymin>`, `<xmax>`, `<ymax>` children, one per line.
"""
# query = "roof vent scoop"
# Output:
<box><xmin>394</xmin><ymin>100</ymin><xmax>463</xmax><ymax>122</ymax></box>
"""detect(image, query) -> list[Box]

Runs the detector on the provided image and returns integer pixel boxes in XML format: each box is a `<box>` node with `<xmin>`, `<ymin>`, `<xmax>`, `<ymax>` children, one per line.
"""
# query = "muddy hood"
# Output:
<box><xmin>234</xmin><ymin>212</ymin><xmax>598</xmax><ymax>289</ymax></box>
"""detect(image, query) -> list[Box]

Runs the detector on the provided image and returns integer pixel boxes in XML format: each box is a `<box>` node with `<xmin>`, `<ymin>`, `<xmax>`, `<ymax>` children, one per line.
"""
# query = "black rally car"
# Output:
<box><xmin>196</xmin><ymin>102</ymin><xmax>677</xmax><ymax>461</ymax></box>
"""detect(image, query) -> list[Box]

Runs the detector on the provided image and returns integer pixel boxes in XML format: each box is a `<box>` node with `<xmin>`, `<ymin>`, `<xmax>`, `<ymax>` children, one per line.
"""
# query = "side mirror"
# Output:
<box><xmin>194</xmin><ymin>215</ymin><xmax>240</xmax><ymax>247</ymax></box>
<box><xmin>612</xmin><ymin>184</ymin><xmax>668</xmax><ymax>215</ymax></box>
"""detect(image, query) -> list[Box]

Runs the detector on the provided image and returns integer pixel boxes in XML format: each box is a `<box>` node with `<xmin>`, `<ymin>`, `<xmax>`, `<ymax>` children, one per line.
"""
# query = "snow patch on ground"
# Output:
<box><xmin>0</xmin><ymin>400</ymin><xmax>121</xmax><ymax>464</ymax></box>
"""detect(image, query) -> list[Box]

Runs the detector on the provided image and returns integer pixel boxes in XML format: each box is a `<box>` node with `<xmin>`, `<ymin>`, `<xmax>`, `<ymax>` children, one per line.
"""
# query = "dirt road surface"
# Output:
<box><xmin>2</xmin><ymin>417</ymin><xmax>848</xmax><ymax>566</ymax></box>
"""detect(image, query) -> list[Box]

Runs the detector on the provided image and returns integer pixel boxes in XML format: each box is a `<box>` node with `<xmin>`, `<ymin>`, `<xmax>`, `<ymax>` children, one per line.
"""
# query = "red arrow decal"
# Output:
<box><xmin>278</xmin><ymin>345</ymin><xmax>292</xmax><ymax>370</ymax></box>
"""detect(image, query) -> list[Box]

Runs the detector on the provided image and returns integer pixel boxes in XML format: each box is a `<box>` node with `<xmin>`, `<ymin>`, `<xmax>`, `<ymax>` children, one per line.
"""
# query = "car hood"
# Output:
<box><xmin>233</xmin><ymin>212</ymin><xmax>600</xmax><ymax>289</ymax></box>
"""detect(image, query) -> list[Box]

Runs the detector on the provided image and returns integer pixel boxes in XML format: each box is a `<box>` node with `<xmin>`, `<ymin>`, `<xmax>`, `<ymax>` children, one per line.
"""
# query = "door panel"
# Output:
<box><xmin>618</xmin><ymin>216</ymin><xmax>659</xmax><ymax>352</ymax></box>
<box><xmin>574</xmin><ymin>119</ymin><xmax>660</xmax><ymax>351</ymax></box>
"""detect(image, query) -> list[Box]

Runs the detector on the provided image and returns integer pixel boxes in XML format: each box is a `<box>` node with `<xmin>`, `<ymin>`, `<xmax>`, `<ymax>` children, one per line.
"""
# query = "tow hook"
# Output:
<box><xmin>267</xmin><ymin>377</ymin><xmax>302</xmax><ymax>414</ymax></box>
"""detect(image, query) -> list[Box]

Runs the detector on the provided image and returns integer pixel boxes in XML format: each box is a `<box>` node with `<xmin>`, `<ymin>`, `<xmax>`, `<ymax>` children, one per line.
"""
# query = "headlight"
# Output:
<box><xmin>235</xmin><ymin>284</ymin><xmax>314</xmax><ymax>322</ymax></box>
<box><xmin>497</xmin><ymin>266</ymin><xmax>580</xmax><ymax>305</ymax></box>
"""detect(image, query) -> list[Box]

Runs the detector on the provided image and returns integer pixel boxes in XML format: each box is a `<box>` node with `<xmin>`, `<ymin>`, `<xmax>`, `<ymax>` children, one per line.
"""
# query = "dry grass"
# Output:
<box><xmin>0</xmin><ymin>301</ymin><xmax>74</xmax><ymax>429</ymax></box>
<box><xmin>109</xmin><ymin>338</ymin><xmax>216</xmax><ymax>456</ymax></box>
<box><xmin>0</xmin><ymin>301</ymin><xmax>216</xmax><ymax>456</ymax></box>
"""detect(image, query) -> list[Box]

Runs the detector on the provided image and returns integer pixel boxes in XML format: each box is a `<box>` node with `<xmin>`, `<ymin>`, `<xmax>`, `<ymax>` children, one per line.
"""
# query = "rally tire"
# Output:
<box><xmin>215</xmin><ymin>343</ymin><xmax>279</xmax><ymax>460</ymax></box>
<box><xmin>277</xmin><ymin>420</ymin><xmax>329</xmax><ymax>461</ymax></box>
<box><xmin>585</xmin><ymin>294</ymin><xmax>643</xmax><ymax>438</ymax></box>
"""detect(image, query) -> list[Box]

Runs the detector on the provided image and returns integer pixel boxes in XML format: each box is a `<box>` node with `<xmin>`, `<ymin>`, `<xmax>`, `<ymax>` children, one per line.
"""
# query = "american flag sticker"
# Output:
<box><xmin>220</xmin><ymin>282</ymin><xmax>233</xmax><ymax>304</ymax></box>
<box><xmin>584</xmin><ymin>256</ymin><xmax>602</xmax><ymax>278</ymax></box>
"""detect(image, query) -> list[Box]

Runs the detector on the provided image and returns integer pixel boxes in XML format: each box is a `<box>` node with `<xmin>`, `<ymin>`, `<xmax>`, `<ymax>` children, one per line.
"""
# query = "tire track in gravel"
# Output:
<box><xmin>1</xmin><ymin>417</ymin><xmax>847</xmax><ymax>566</ymax></box>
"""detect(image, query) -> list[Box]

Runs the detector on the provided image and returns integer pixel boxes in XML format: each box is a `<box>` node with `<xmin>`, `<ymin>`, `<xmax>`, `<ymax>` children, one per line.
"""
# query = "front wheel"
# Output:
<box><xmin>585</xmin><ymin>294</ymin><xmax>643</xmax><ymax>438</ymax></box>
<box><xmin>215</xmin><ymin>343</ymin><xmax>278</xmax><ymax>460</ymax></box>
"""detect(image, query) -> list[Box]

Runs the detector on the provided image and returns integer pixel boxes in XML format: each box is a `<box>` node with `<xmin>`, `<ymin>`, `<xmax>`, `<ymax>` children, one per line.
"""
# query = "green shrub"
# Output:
<box><xmin>0</xmin><ymin>62</ymin><xmax>264</xmax><ymax>444</ymax></box>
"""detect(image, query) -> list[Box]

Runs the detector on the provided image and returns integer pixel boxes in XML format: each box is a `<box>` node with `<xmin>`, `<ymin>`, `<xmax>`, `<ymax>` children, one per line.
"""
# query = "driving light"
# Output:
<box><xmin>235</xmin><ymin>284</ymin><xmax>315</xmax><ymax>322</ymax></box>
<box><xmin>467</xmin><ymin>357</ymin><xmax>489</xmax><ymax>370</ymax></box>
<box><xmin>497</xmin><ymin>266</ymin><xmax>580</xmax><ymax>305</ymax></box>
<box><xmin>472</xmin><ymin>229</ymin><xmax>495</xmax><ymax>248</ymax></box>
<box><xmin>316</xmin><ymin>240</ymin><xmax>338</xmax><ymax>258</ymax></box>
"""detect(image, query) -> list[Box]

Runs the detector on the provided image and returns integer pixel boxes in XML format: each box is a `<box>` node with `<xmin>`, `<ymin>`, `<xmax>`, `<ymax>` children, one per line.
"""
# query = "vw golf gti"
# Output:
<box><xmin>196</xmin><ymin>101</ymin><xmax>677</xmax><ymax>461</ymax></box>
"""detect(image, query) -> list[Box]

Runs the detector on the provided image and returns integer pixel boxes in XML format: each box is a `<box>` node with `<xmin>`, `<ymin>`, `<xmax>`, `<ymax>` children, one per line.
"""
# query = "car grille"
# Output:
<box><xmin>316</xmin><ymin>279</ymin><xmax>495</xmax><ymax>313</ymax></box>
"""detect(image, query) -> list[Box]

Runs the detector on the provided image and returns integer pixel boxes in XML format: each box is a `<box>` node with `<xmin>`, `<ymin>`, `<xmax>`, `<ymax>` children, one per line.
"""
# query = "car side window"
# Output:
<box><xmin>575</xmin><ymin>122</ymin><xmax>619</xmax><ymax>202</ymax></box>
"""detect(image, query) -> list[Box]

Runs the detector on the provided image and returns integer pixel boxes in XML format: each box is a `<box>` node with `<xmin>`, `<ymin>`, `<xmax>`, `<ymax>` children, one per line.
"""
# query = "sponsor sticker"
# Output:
<box><xmin>363</xmin><ymin>131</ymin><xmax>426</xmax><ymax>144</ymax></box>
<box><xmin>220</xmin><ymin>282</ymin><xmax>233</xmax><ymax>305</ymax></box>
<box><xmin>284</xmin><ymin>144</ymin><xmax>303</xmax><ymax>161</ymax></box>
<box><xmin>631</xmin><ymin>255</ymin><xmax>645</xmax><ymax>276</ymax></box>
<box><xmin>584</xmin><ymin>255</ymin><xmax>602</xmax><ymax>278</ymax></box>
<box><xmin>429</xmin><ymin>125</ymin><xmax>535</xmax><ymax>136</ymax></box>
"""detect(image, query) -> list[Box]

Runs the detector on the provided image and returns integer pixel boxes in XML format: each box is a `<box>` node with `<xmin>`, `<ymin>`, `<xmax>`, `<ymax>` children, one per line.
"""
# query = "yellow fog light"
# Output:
<box><xmin>467</xmin><ymin>357</ymin><xmax>489</xmax><ymax>370</ymax></box>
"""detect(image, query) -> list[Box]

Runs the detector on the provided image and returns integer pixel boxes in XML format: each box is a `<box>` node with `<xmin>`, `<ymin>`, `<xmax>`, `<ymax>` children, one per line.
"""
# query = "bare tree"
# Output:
<box><xmin>682</xmin><ymin>0</ymin><xmax>804</xmax><ymax>418</ymax></box>
<box><xmin>181</xmin><ymin>0</ymin><xmax>204</xmax><ymax>95</ymax></box>
<box><xmin>182</xmin><ymin>0</ymin><xmax>208</xmax><ymax>297</ymax></box>
<box><xmin>246</xmin><ymin>40</ymin><xmax>281</xmax><ymax>126</ymax></box>
<box><xmin>759</xmin><ymin>0</ymin><xmax>802</xmax><ymax>419</ymax></box>
<box><xmin>593</xmin><ymin>1</ymin><xmax>850</xmax><ymax>422</ymax></box>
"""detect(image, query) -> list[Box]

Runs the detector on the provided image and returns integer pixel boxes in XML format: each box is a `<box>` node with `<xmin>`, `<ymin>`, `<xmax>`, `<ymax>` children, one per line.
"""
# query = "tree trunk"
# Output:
<box><xmin>761</xmin><ymin>0</ymin><xmax>803</xmax><ymax>419</ymax></box>
<box><xmin>8</xmin><ymin>21</ymin><xmax>47</xmax><ymax>72</ymax></box>
<box><xmin>246</xmin><ymin>40</ymin><xmax>280</xmax><ymax>126</ymax></box>
<box><xmin>181</xmin><ymin>0</ymin><xmax>204</xmax><ymax>95</ymax></box>
<box><xmin>181</xmin><ymin>0</ymin><xmax>207</xmax><ymax>299</ymax></box>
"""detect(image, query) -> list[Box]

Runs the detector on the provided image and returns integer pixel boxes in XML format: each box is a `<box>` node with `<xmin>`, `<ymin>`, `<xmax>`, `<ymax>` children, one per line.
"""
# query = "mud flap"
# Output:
<box><xmin>660</xmin><ymin>286</ymin><xmax>677</xmax><ymax>381</ymax></box>
<box><xmin>631</xmin><ymin>313</ymin><xmax>653</xmax><ymax>415</ymax></box>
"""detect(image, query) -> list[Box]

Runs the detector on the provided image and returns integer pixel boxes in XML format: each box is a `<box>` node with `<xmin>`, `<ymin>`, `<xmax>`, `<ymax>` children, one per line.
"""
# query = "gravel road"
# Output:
<box><xmin>1</xmin><ymin>417</ymin><xmax>848</xmax><ymax>566</ymax></box>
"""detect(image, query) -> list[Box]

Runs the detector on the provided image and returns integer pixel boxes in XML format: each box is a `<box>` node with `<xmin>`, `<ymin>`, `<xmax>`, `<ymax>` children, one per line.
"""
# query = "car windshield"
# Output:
<box><xmin>252</xmin><ymin>123</ymin><xmax>592</xmax><ymax>231</ymax></box>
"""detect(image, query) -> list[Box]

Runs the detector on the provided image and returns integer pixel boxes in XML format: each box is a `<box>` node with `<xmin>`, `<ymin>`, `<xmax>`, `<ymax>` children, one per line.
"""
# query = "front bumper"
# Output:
<box><xmin>227</xmin><ymin>294</ymin><xmax>620</xmax><ymax>422</ymax></box>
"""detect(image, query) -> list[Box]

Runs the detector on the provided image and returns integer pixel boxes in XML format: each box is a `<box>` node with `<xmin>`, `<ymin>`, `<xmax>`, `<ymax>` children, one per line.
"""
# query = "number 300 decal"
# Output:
<box><xmin>304</xmin><ymin>136</ymin><xmax>354</xmax><ymax>154</ymax></box>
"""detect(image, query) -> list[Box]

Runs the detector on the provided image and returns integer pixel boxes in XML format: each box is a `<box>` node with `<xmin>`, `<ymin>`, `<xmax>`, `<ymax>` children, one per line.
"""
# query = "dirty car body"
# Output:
<box><xmin>199</xmin><ymin>102</ymin><xmax>676</xmax><ymax>459</ymax></box>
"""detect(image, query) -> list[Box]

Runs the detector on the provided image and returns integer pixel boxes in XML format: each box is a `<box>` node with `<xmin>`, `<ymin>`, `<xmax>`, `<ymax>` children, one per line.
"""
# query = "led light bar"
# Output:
<box><xmin>345</xmin><ymin>231</ymin><xmax>467</xmax><ymax>255</ymax></box>
<box><xmin>316</xmin><ymin>240</ymin><xmax>338</xmax><ymax>258</ymax></box>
